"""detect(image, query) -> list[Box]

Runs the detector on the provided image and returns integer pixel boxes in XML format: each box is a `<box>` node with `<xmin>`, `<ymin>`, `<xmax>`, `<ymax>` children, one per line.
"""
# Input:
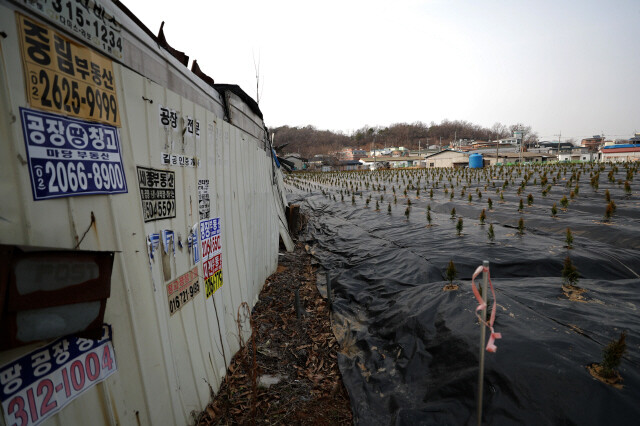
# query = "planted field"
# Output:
<box><xmin>285</xmin><ymin>162</ymin><xmax>640</xmax><ymax>425</ymax></box>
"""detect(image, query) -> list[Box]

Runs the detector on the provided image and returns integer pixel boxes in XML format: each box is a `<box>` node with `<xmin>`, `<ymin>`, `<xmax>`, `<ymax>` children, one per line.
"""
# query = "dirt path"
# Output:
<box><xmin>197</xmin><ymin>242</ymin><xmax>352</xmax><ymax>425</ymax></box>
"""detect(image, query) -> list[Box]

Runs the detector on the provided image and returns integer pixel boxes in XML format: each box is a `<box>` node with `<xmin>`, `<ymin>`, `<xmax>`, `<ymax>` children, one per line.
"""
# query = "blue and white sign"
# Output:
<box><xmin>20</xmin><ymin>107</ymin><xmax>128</xmax><ymax>200</ymax></box>
<box><xmin>0</xmin><ymin>325</ymin><xmax>117</xmax><ymax>426</ymax></box>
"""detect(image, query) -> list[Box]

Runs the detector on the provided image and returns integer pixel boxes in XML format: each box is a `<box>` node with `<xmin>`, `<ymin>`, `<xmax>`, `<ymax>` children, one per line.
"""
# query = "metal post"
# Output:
<box><xmin>477</xmin><ymin>260</ymin><xmax>489</xmax><ymax>426</ymax></box>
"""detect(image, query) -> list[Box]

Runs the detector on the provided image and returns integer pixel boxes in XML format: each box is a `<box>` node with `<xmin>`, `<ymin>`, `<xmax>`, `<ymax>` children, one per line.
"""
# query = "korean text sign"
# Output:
<box><xmin>200</xmin><ymin>218</ymin><xmax>223</xmax><ymax>298</ymax></box>
<box><xmin>166</xmin><ymin>267</ymin><xmax>200</xmax><ymax>315</ymax></box>
<box><xmin>19</xmin><ymin>0</ymin><xmax>124</xmax><ymax>60</ymax></box>
<box><xmin>0</xmin><ymin>325</ymin><xmax>117</xmax><ymax>426</ymax></box>
<box><xmin>136</xmin><ymin>166</ymin><xmax>176</xmax><ymax>222</ymax></box>
<box><xmin>20</xmin><ymin>107</ymin><xmax>127</xmax><ymax>200</ymax></box>
<box><xmin>17</xmin><ymin>13</ymin><xmax>121</xmax><ymax>126</ymax></box>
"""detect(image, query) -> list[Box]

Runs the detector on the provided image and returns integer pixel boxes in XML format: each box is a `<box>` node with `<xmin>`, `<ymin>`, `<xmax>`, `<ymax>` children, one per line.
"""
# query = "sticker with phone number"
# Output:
<box><xmin>0</xmin><ymin>325</ymin><xmax>117</xmax><ymax>426</ymax></box>
<box><xmin>136</xmin><ymin>166</ymin><xmax>176</xmax><ymax>222</ymax></box>
<box><xmin>167</xmin><ymin>267</ymin><xmax>201</xmax><ymax>316</ymax></box>
<box><xmin>200</xmin><ymin>218</ymin><xmax>223</xmax><ymax>298</ymax></box>
<box><xmin>20</xmin><ymin>107</ymin><xmax>127</xmax><ymax>200</ymax></box>
<box><xmin>18</xmin><ymin>0</ymin><xmax>123</xmax><ymax>60</ymax></box>
<box><xmin>17</xmin><ymin>13</ymin><xmax>120</xmax><ymax>126</ymax></box>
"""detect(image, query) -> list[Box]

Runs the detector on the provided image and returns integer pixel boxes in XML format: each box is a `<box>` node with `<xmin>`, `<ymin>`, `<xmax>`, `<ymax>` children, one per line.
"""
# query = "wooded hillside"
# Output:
<box><xmin>271</xmin><ymin>121</ymin><xmax>537</xmax><ymax>157</ymax></box>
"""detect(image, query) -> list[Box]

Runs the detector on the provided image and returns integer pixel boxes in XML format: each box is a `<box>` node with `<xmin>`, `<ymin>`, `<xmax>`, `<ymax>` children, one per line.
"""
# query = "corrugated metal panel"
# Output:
<box><xmin>0</xmin><ymin>2</ymin><xmax>286</xmax><ymax>425</ymax></box>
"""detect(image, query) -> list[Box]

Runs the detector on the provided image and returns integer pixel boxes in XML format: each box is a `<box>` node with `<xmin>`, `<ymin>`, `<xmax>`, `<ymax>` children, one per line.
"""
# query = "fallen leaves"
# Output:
<box><xmin>197</xmin><ymin>242</ymin><xmax>352</xmax><ymax>425</ymax></box>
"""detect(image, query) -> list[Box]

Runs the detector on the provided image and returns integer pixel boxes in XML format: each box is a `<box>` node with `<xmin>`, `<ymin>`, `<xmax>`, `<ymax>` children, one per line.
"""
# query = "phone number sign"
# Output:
<box><xmin>20</xmin><ymin>107</ymin><xmax>127</xmax><ymax>201</ymax></box>
<box><xmin>17</xmin><ymin>13</ymin><xmax>121</xmax><ymax>126</ymax></box>
<box><xmin>136</xmin><ymin>167</ymin><xmax>176</xmax><ymax>222</ymax></box>
<box><xmin>200</xmin><ymin>218</ymin><xmax>223</xmax><ymax>298</ymax></box>
<box><xmin>167</xmin><ymin>267</ymin><xmax>200</xmax><ymax>316</ymax></box>
<box><xmin>0</xmin><ymin>325</ymin><xmax>117</xmax><ymax>426</ymax></box>
<box><xmin>17</xmin><ymin>0</ymin><xmax>123</xmax><ymax>60</ymax></box>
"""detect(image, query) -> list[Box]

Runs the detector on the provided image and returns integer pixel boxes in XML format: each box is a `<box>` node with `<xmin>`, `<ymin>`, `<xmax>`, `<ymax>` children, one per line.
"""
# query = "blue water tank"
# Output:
<box><xmin>469</xmin><ymin>153</ymin><xmax>484</xmax><ymax>168</ymax></box>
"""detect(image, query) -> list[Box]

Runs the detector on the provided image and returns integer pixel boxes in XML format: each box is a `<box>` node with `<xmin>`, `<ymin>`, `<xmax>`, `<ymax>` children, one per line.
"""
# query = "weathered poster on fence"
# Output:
<box><xmin>198</xmin><ymin>179</ymin><xmax>210</xmax><ymax>219</ymax></box>
<box><xmin>20</xmin><ymin>107</ymin><xmax>127</xmax><ymax>200</ymax></box>
<box><xmin>136</xmin><ymin>166</ymin><xmax>176</xmax><ymax>222</ymax></box>
<box><xmin>17</xmin><ymin>0</ymin><xmax>124</xmax><ymax>60</ymax></box>
<box><xmin>166</xmin><ymin>267</ymin><xmax>200</xmax><ymax>316</ymax></box>
<box><xmin>160</xmin><ymin>152</ymin><xmax>199</xmax><ymax>167</ymax></box>
<box><xmin>16</xmin><ymin>13</ymin><xmax>121</xmax><ymax>126</ymax></box>
<box><xmin>0</xmin><ymin>325</ymin><xmax>117</xmax><ymax>426</ymax></box>
<box><xmin>199</xmin><ymin>217</ymin><xmax>223</xmax><ymax>298</ymax></box>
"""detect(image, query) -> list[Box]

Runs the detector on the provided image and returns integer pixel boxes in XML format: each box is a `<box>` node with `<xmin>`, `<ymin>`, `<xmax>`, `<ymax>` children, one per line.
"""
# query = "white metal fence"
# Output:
<box><xmin>0</xmin><ymin>1</ymin><xmax>291</xmax><ymax>424</ymax></box>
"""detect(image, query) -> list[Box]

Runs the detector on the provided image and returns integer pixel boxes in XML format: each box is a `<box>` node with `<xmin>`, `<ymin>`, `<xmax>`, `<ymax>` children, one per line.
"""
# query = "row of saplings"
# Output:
<box><xmin>443</xmin><ymin>258</ymin><xmax>628</xmax><ymax>388</ymax></box>
<box><xmin>287</xmin><ymin>163</ymin><xmax>631</xmax><ymax>224</ymax></box>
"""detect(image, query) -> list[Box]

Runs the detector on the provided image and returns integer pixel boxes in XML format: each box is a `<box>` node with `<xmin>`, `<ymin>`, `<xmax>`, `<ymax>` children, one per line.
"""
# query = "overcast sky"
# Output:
<box><xmin>123</xmin><ymin>0</ymin><xmax>639</xmax><ymax>141</ymax></box>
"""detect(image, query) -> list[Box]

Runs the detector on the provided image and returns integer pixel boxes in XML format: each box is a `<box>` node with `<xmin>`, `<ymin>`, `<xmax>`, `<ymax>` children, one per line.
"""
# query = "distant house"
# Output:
<box><xmin>360</xmin><ymin>155</ymin><xmax>424</xmax><ymax>169</ymax></box>
<box><xmin>581</xmin><ymin>135</ymin><xmax>604</xmax><ymax>150</ymax></box>
<box><xmin>557</xmin><ymin>147</ymin><xmax>591</xmax><ymax>162</ymax></box>
<box><xmin>336</xmin><ymin>148</ymin><xmax>367</xmax><ymax>161</ymax></box>
<box><xmin>335</xmin><ymin>160</ymin><xmax>365</xmax><ymax>171</ymax></box>
<box><xmin>601</xmin><ymin>145</ymin><xmax>640</xmax><ymax>162</ymax></box>
<box><xmin>483</xmin><ymin>152</ymin><xmax>553</xmax><ymax>165</ymax></box>
<box><xmin>497</xmin><ymin>137</ymin><xmax>519</xmax><ymax>145</ymax></box>
<box><xmin>283</xmin><ymin>153</ymin><xmax>308</xmax><ymax>170</ymax></box>
<box><xmin>424</xmin><ymin>150</ymin><xmax>470</xmax><ymax>168</ymax></box>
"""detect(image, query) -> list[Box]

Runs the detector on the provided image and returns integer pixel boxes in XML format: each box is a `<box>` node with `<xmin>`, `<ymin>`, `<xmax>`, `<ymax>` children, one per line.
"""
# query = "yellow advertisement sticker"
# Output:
<box><xmin>16</xmin><ymin>13</ymin><xmax>121</xmax><ymax>127</ymax></box>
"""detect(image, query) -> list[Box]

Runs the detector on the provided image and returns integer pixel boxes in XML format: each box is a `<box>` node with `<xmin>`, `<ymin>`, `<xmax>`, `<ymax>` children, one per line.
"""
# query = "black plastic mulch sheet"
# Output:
<box><xmin>287</xmin><ymin>169</ymin><xmax>640</xmax><ymax>425</ymax></box>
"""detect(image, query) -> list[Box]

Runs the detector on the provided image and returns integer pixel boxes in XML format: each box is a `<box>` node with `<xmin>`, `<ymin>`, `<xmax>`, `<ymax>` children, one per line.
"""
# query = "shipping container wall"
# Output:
<box><xmin>0</xmin><ymin>2</ymin><xmax>285</xmax><ymax>424</ymax></box>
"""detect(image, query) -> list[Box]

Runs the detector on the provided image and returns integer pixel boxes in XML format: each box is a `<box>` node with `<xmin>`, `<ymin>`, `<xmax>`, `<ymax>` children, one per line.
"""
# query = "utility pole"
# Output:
<box><xmin>555</xmin><ymin>131</ymin><xmax>562</xmax><ymax>162</ymax></box>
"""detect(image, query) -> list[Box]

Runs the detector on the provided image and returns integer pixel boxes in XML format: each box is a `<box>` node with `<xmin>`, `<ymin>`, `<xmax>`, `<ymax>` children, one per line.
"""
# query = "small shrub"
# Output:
<box><xmin>456</xmin><ymin>217</ymin><xmax>464</xmax><ymax>236</ymax></box>
<box><xmin>605</xmin><ymin>189</ymin><xmax>611</xmax><ymax>202</ymax></box>
<box><xmin>445</xmin><ymin>260</ymin><xmax>458</xmax><ymax>284</ymax></box>
<box><xmin>427</xmin><ymin>210</ymin><xmax>432</xmax><ymax>225</ymax></box>
<box><xmin>388</xmin><ymin>203</ymin><xmax>392</xmax><ymax>214</ymax></box>
<box><xmin>604</xmin><ymin>202</ymin><xmax>614</xmax><ymax>221</ymax></box>
<box><xmin>518</xmin><ymin>198</ymin><xmax>524</xmax><ymax>212</ymax></box>
<box><xmin>479</xmin><ymin>209</ymin><xmax>486</xmax><ymax>225</ymax></box>
<box><xmin>565</xmin><ymin>227</ymin><xmax>574</xmax><ymax>249</ymax></box>
<box><xmin>487</xmin><ymin>223</ymin><xmax>495</xmax><ymax>242</ymax></box>
<box><xmin>527</xmin><ymin>193</ymin><xmax>534</xmax><ymax>206</ymax></box>
<box><xmin>450</xmin><ymin>207</ymin><xmax>456</xmax><ymax>219</ymax></box>
<box><xmin>560</xmin><ymin>195</ymin><xmax>569</xmax><ymax>208</ymax></box>
<box><xmin>487</xmin><ymin>197</ymin><xmax>493</xmax><ymax>210</ymax></box>
<box><xmin>551</xmin><ymin>203</ymin><xmax>558</xmax><ymax>217</ymax></box>
<box><xmin>562</xmin><ymin>256</ymin><xmax>579</xmax><ymax>286</ymax></box>
<box><xmin>517</xmin><ymin>217</ymin><xmax>525</xmax><ymax>235</ymax></box>
<box><xmin>624</xmin><ymin>180</ymin><xmax>631</xmax><ymax>194</ymax></box>
<box><xmin>405</xmin><ymin>206</ymin><xmax>410</xmax><ymax>219</ymax></box>
<box><xmin>600</xmin><ymin>332</ymin><xmax>627</xmax><ymax>379</ymax></box>
<box><xmin>375</xmin><ymin>200</ymin><xmax>380</xmax><ymax>211</ymax></box>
